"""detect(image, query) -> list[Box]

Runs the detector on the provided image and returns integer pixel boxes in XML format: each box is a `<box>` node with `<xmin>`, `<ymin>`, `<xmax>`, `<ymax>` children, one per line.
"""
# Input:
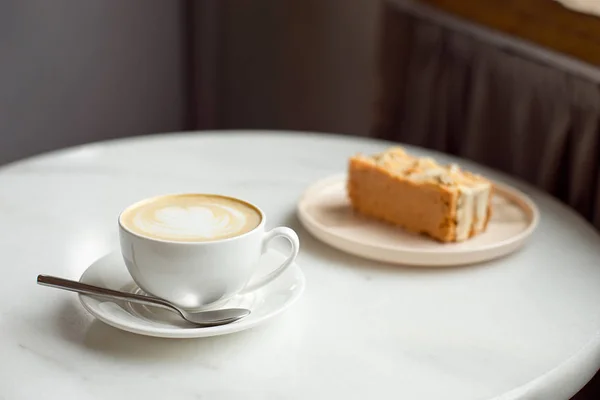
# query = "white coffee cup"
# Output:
<box><xmin>118</xmin><ymin>194</ymin><xmax>300</xmax><ymax>310</ymax></box>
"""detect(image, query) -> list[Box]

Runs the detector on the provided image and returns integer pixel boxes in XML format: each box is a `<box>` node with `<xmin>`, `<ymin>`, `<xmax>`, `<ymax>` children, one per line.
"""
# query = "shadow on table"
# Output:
<box><xmin>83</xmin><ymin>321</ymin><xmax>243</xmax><ymax>365</ymax></box>
<box><xmin>53</xmin><ymin>299</ymin><xmax>297</xmax><ymax>365</ymax></box>
<box><xmin>572</xmin><ymin>372</ymin><xmax>600</xmax><ymax>400</ymax></box>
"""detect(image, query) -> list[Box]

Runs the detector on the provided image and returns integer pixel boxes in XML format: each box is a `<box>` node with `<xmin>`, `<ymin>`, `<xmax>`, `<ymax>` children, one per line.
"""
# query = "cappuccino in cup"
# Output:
<box><xmin>119</xmin><ymin>193</ymin><xmax>299</xmax><ymax>310</ymax></box>
<box><xmin>119</xmin><ymin>194</ymin><xmax>262</xmax><ymax>242</ymax></box>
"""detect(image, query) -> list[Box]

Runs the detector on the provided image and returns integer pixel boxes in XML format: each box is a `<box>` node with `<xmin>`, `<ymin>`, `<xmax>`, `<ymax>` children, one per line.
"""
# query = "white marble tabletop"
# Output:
<box><xmin>1</xmin><ymin>131</ymin><xmax>600</xmax><ymax>400</ymax></box>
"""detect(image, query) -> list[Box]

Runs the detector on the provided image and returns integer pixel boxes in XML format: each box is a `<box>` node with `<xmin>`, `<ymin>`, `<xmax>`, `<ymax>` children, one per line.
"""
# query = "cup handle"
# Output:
<box><xmin>240</xmin><ymin>227</ymin><xmax>300</xmax><ymax>294</ymax></box>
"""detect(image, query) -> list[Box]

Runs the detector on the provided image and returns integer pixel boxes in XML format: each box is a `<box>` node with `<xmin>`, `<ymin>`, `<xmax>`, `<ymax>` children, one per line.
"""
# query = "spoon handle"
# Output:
<box><xmin>37</xmin><ymin>274</ymin><xmax>175</xmax><ymax>311</ymax></box>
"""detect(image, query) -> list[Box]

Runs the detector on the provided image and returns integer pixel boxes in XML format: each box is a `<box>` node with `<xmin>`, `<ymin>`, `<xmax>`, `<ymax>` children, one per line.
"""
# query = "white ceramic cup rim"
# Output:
<box><xmin>118</xmin><ymin>193</ymin><xmax>266</xmax><ymax>245</ymax></box>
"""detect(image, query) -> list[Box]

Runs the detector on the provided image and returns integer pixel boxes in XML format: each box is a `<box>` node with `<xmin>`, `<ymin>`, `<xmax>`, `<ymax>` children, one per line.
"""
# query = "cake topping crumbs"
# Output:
<box><xmin>366</xmin><ymin>148</ymin><xmax>487</xmax><ymax>188</ymax></box>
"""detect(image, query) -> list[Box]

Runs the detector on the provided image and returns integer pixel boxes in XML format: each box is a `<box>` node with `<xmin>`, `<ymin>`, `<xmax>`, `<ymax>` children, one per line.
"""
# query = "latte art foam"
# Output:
<box><xmin>120</xmin><ymin>194</ymin><xmax>262</xmax><ymax>242</ymax></box>
<box><xmin>134</xmin><ymin>204</ymin><xmax>247</xmax><ymax>239</ymax></box>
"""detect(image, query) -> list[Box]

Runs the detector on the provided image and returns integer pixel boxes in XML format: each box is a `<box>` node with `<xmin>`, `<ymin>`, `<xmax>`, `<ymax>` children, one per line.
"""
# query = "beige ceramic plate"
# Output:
<box><xmin>297</xmin><ymin>174</ymin><xmax>539</xmax><ymax>266</ymax></box>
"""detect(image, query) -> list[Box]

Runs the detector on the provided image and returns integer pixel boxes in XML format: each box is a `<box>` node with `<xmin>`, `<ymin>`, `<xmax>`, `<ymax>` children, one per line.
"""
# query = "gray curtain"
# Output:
<box><xmin>373</xmin><ymin>4</ymin><xmax>600</xmax><ymax>230</ymax></box>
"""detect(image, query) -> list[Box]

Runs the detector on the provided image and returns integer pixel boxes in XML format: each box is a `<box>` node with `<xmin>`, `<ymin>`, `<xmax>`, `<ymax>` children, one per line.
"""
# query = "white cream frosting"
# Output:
<box><xmin>133</xmin><ymin>204</ymin><xmax>247</xmax><ymax>240</ymax></box>
<box><xmin>455</xmin><ymin>185</ymin><xmax>491</xmax><ymax>241</ymax></box>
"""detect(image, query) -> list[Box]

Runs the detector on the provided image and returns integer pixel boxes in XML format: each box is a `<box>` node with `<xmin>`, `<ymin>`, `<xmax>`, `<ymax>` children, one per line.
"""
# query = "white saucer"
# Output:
<box><xmin>298</xmin><ymin>174</ymin><xmax>539</xmax><ymax>266</ymax></box>
<box><xmin>78</xmin><ymin>250</ymin><xmax>305</xmax><ymax>338</ymax></box>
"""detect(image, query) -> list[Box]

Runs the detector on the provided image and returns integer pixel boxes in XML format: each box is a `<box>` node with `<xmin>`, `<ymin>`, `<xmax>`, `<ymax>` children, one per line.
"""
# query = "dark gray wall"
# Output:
<box><xmin>0</xmin><ymin>0</ymin><xmax>187</xmax><ymax>165</ymax></box>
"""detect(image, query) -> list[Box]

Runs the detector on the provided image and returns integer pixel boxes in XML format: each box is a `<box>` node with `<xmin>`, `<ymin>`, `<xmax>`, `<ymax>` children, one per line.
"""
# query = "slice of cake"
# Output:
<box><xmin>347</xmin><ymin>147</ymin><xmax>492</xmax><ymax>242</ymax></box>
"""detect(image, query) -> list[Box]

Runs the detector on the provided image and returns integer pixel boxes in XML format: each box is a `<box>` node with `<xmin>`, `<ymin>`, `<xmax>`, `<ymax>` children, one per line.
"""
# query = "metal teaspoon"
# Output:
<box><xmin>37</xmin><ymin>275</ymin><xmax>250</xmax><ymax>327</ymax></box>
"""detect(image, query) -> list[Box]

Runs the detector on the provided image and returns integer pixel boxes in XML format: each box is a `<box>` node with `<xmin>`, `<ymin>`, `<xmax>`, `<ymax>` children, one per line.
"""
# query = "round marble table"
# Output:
<box><xmin>1</xmin><ymin>131</ymin><xmax>599</xmax><ymax>400</ymax></box>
